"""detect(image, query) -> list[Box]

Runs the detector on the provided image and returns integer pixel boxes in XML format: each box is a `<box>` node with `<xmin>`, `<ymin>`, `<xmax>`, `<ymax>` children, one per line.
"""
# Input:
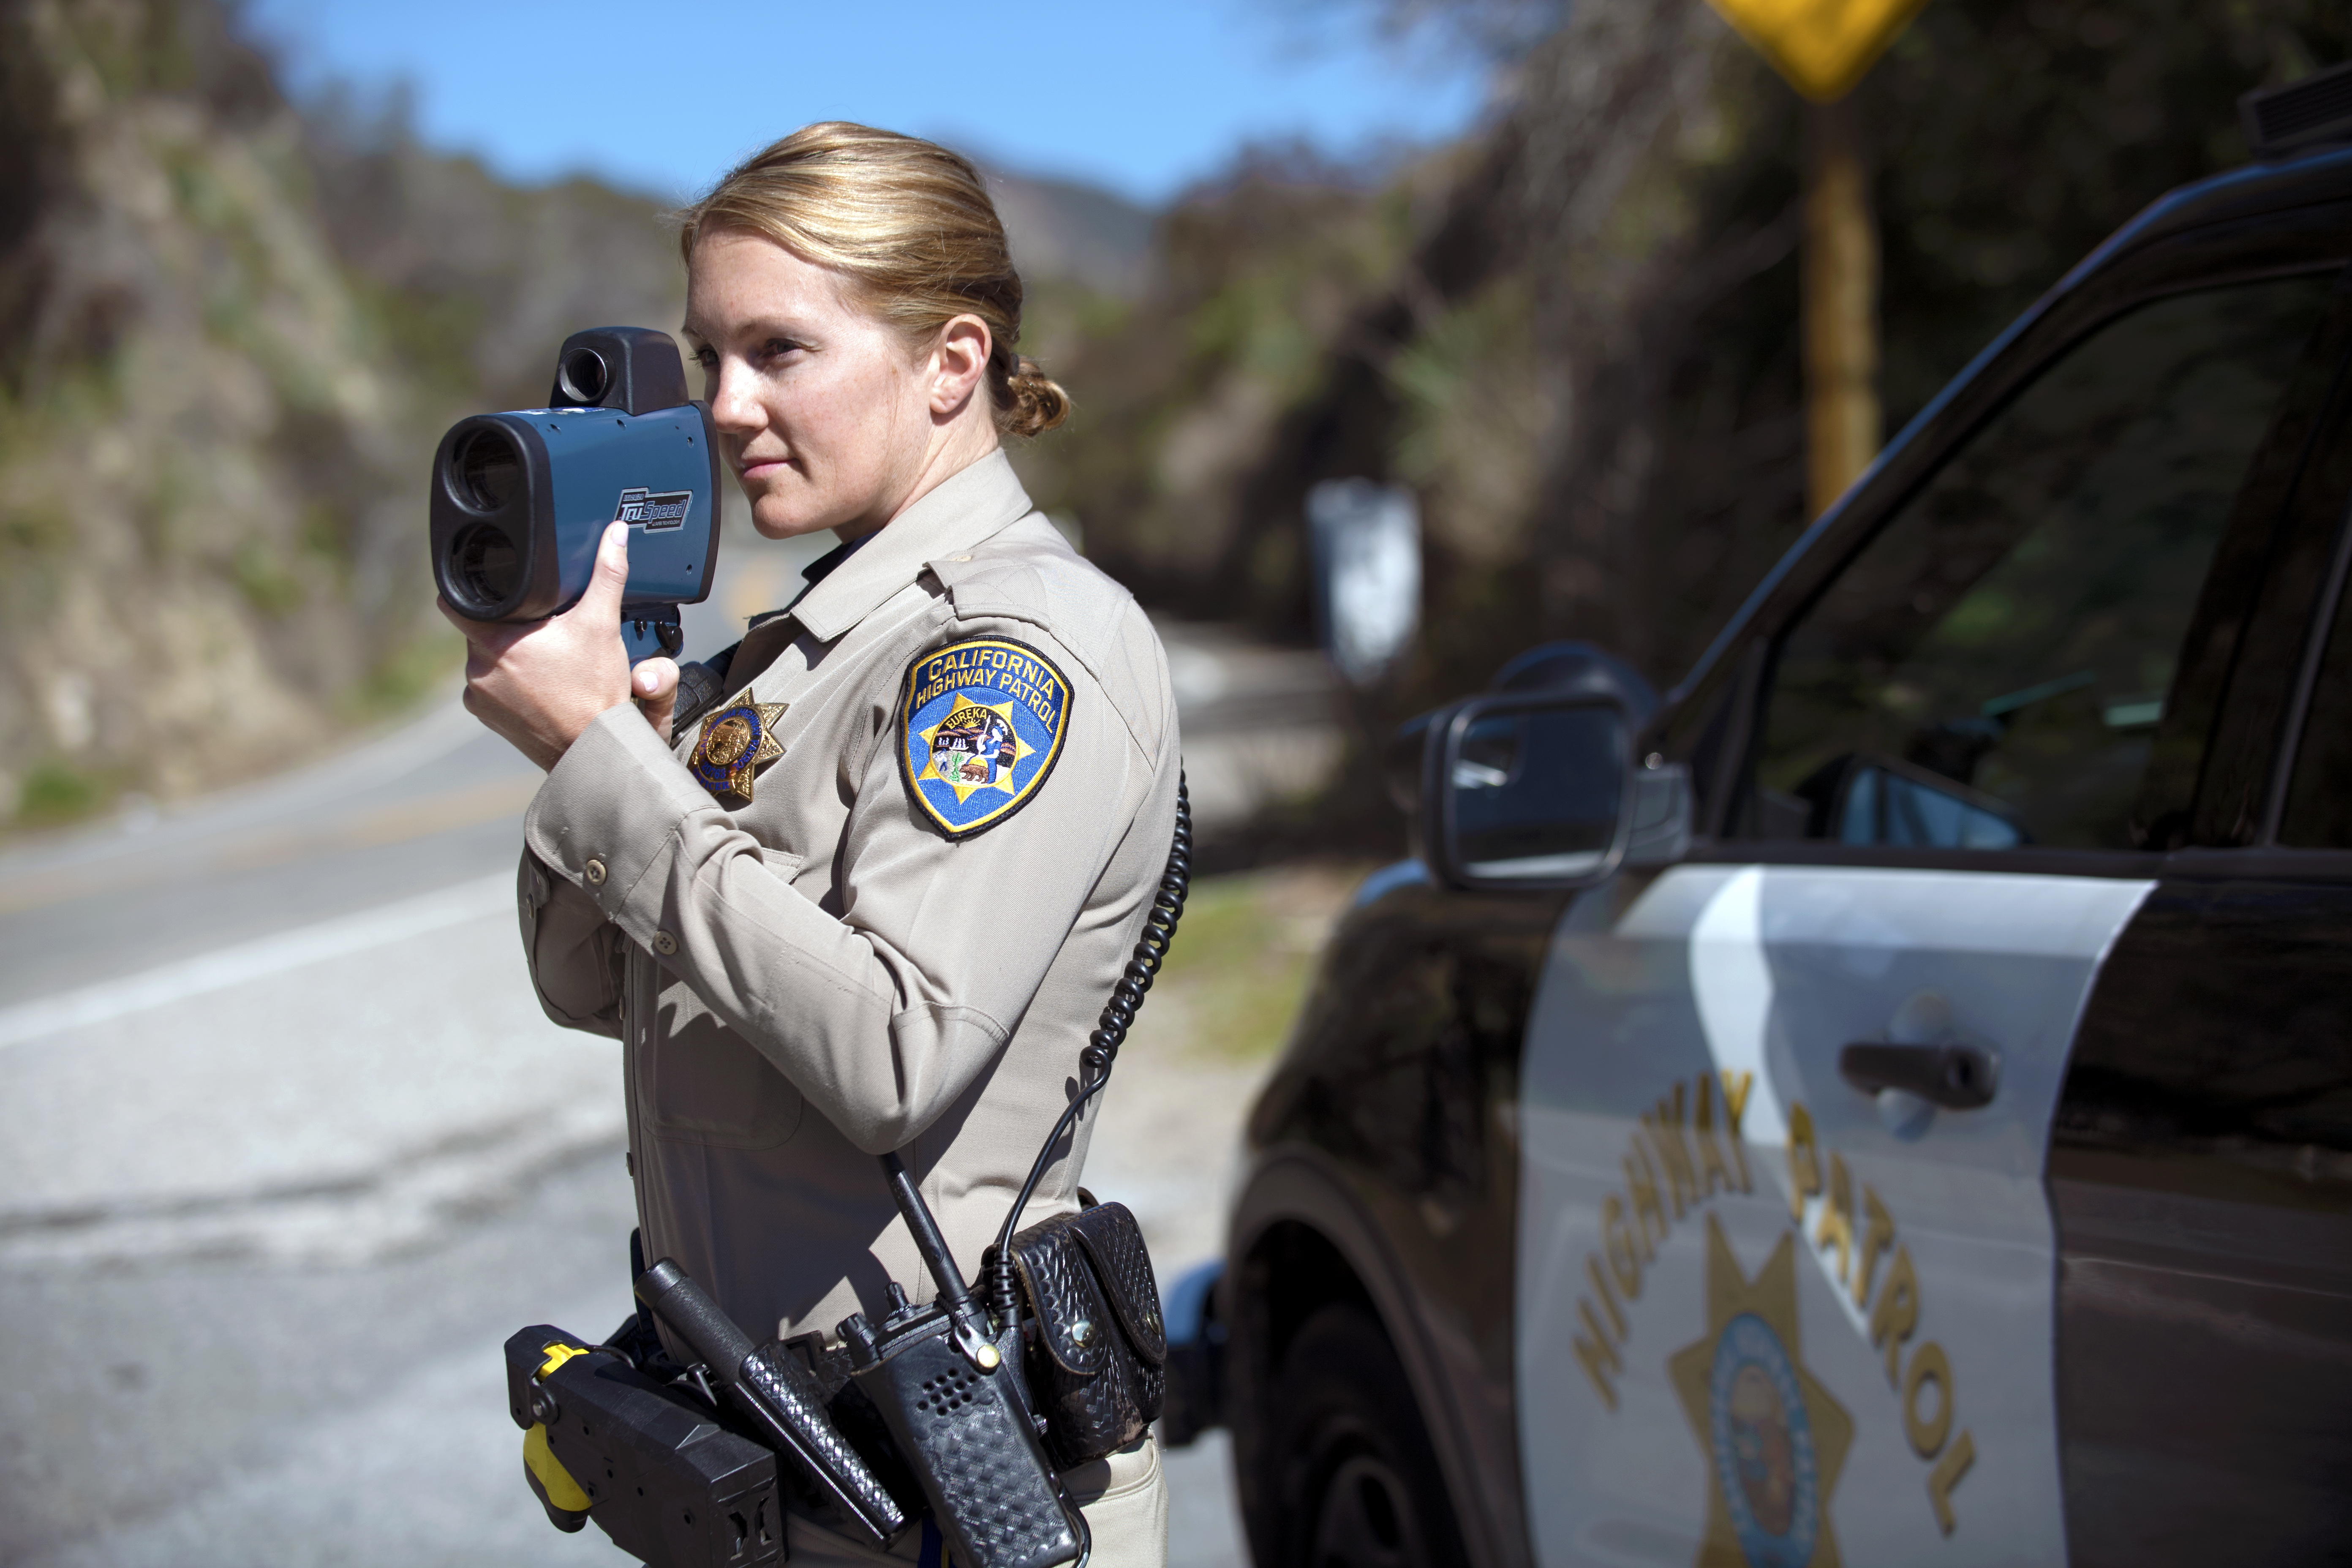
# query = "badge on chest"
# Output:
<box><xmin>899</xmin><ymin>637</ymin><xmax>1072</xmax><ymax>837</ymax></box>
<box><xmin>688</xmin><ymin>697</ymin><xmax>788</xmax><ymax>801</ymax></box>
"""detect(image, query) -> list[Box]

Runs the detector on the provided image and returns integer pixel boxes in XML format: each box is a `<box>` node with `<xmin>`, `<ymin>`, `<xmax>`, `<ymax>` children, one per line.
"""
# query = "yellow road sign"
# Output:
<box><xmin>1705</xmin><ymin>0</ymin><xmax>1930</xmax><ymax>101</ymax></box>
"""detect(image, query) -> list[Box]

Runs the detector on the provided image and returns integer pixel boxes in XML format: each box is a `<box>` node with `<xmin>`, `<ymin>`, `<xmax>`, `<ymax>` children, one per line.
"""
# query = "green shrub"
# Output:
<box><xmin>15</xmin><ymin>761</ymin><xmax>109</xmax><ymax>826</ymax></box>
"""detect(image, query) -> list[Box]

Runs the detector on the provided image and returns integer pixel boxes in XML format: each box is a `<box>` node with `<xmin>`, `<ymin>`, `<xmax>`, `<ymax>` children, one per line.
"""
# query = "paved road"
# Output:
<box><xmin>0</xmin><ymin>552</ymin><xmax>1329</xmax><ymax>1565</ymax></box>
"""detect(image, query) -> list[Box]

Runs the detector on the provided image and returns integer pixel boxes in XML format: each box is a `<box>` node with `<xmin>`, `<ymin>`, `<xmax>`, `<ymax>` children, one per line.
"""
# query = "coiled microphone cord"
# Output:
<box><xmin>985</xmin><ymin>772</ymin><xmax>1190</xmax><ymax>1323</ymax></box>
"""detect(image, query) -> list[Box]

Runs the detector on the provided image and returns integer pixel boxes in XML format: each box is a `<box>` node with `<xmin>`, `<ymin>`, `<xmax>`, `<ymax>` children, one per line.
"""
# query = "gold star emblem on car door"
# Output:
<box><xmin>1668</xmin><ymin>1214</ymin><xmax>1854</xmax><ymax>1567</ymax></box>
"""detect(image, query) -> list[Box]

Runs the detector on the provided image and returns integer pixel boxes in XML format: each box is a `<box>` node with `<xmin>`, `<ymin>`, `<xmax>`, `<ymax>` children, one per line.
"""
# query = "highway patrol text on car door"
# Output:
<box><xmin>1513</xmin><ymin>271</ymin><xmax>2344</xmax><ymax>1568</ymax></box>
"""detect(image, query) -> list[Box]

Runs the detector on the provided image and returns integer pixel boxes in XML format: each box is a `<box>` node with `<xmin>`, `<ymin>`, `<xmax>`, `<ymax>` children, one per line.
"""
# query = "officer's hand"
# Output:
<box><xmin>630</xmin><ymin>657</ymin><xmax>680</xmax><ymax>745</ymax></box>
<box><xmin>440</xmin><ymin>521</ymin><xmax>641</xmax><ymax>770</ymax></box>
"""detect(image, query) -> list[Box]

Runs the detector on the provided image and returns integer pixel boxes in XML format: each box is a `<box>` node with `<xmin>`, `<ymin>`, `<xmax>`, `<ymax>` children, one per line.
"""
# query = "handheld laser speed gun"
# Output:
<box><xmin>429</xmin><ymin>327</ymin><xmax>720</xmax><ymax>662</ymax></box>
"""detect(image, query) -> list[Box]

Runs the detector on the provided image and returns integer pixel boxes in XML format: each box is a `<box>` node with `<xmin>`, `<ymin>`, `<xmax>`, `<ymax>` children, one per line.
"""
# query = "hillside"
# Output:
<box><xmin>0</xmin><ymin>0</ymin><xmax>425</xmax><ymax>825</ymax></box>
<box><xmin>14</xmin><ymin>0</ymin><xmax>2341</xmax><ymax>835</ymax></box>
<box><xmin>1025</xmin><ymin>0</ymin><xmax>2352</xmax><ymax>716</ymax></box>
<box><xmin>0</xmin><ymin>0</ymin><xmax>1152</xmax><ymax>831</ymax></box>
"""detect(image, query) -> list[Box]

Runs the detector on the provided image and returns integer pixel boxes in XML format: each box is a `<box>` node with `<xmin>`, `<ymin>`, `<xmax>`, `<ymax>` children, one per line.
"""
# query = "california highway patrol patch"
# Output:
<box><xmin>900</xmin><ymin>637</ymin><xmax>1071</xmax><ymax>837</ymax></box>
<box><xmin>689</xmin><ymin>697</ymin><xmax>787</xmax><ymax>801</ymax></box>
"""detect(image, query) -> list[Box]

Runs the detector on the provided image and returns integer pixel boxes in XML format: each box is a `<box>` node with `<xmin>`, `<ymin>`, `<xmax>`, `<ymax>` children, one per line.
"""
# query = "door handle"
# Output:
<box><xmin>1838</xmin><ymin>1042</ymin><xmax>1998</xmax><ymax>1110</ymax></box>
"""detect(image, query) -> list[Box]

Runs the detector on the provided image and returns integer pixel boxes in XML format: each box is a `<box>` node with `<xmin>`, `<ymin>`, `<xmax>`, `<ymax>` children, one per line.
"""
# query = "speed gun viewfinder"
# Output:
<box><xmin>429</xmin><ymin>326</ymin><xmax>720</xmax><ymax>661</ymax></box>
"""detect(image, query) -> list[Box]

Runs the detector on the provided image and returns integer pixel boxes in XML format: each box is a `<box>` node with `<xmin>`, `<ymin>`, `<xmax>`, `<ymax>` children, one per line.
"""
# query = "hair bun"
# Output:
<box><xmin>1004</xmin><ymin>354</ymin><xmax>1071</xmax><ymax>439</ymax></box>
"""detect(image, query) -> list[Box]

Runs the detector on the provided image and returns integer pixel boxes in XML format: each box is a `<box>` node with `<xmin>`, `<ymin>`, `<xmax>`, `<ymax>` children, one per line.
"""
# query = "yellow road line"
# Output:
<box><xmin>0</xmin><ymin>773</ymin><xmax>542</xmax><ymax>918</ymax></box>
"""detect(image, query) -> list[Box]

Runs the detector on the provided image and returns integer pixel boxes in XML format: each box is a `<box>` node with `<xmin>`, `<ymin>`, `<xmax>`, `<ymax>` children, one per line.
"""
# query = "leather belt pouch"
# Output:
<box><xmin>1007</xmin><ymin>1198</ymin><xmax>1167</xmax><ymax>1468</ymax></box>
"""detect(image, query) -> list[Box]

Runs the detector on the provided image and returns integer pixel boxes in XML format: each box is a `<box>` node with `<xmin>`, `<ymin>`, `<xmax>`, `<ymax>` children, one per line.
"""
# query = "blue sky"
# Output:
<box><xmin>243</xmin><ymin>0</ymin><xmax>1495</xmax><ymax>207</ymax></box>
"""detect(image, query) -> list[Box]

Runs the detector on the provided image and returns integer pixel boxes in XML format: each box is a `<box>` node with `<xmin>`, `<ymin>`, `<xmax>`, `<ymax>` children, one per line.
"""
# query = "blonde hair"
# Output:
<box><xmin>679</xmin><ymin>122</ymin><xmax>1071</xmax><ymax>438</ymax></box>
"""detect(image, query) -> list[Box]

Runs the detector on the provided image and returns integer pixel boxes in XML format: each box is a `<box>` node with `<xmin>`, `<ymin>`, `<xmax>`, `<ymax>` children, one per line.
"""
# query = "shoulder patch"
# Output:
<box><xmin>899</xmin><ymin>637</ymin><xmax>1072</xmax><ymax>838</ymax></box>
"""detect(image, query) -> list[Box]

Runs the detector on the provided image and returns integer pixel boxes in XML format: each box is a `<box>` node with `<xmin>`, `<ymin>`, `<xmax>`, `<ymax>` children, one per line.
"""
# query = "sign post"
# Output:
<box><xmin>1804</xmin><ymin>95</ymin><xmax>1877</xmax><ymax>522</ymax></box>
<box><xmin>1705</xmin><ymin>0</ymin><xmax>1930</xmax><ymax>517</ymax></box>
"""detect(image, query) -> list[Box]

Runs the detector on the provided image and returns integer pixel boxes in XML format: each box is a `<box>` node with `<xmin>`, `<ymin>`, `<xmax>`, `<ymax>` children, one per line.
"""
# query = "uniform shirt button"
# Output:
<box><xmin>584</xmin><ymin>858</ymin><xmax>608</xmax><ymax>886</ymax></box>
<box><xmin>653</xmin><ymin>929</ymin><xmax>679</xmax><ymax>956</ymax></box>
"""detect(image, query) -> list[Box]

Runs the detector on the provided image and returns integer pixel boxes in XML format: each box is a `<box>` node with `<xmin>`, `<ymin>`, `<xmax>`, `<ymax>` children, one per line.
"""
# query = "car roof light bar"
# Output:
<box><xmin>2242</xmin><ymin>60</ymin><xmax>2352</xmax><ymax>161</ymax></box>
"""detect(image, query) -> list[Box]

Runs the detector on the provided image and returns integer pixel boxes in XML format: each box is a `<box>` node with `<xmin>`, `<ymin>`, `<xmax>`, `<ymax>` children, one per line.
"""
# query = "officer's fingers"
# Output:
<box><xmin>439</xmin><ymin>604</ymin><xmax>513</xmax><ymax>678</ymax></box>
<box><xmin>438</xmin><ymin>595</ymin><xmax>532</xmax><ymax>661</ymax></box>
<box><xmin>437</xmin><ymin>593</ymin><xmax>497</xmax><ymax>649</ymax></box>
<box><xmin>572</xmin><ymin>521</ymin><xmax>632</xmax><ymax>622</ymax></box>
<box><xmin>631</xmin><ymin>657</ymin><xmax>679</xmax><ymax>701</ymax></box>
<box><xmin>632</xmin><ymin>656</ymin><xmax>680</xmax><ymax>742</ymax></box>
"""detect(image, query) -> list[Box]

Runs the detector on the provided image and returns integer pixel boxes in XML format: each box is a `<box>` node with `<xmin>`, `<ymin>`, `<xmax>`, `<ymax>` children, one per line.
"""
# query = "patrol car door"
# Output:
<box><xmin>1515</xmin><ymin>269</ymin><xmax>2349</xmax><ymax>1568</ymax></box>
<box><xmin>2048</xmin><ymin>338</ymin><xmax>2352</xmax><ymax>1567</ymax></box>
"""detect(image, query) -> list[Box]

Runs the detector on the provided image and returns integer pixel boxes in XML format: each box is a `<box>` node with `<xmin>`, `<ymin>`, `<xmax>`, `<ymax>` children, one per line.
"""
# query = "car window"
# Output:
<box><xmin>1749</xmin><ymin>275</ymin><xmax>2336</xmax><ymax>851</ymax></box>
<box><xmin>2279</xmin><ymin>579</ymin><xmax>2352</xmax><ymax>847</ymax></box>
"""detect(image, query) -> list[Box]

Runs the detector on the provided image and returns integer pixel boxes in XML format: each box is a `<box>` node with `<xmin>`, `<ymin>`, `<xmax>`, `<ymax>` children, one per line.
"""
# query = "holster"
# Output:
<box><xmin>1005</xmin><ymin>1198</ymin><xmax>1167</xmax><ymax>1468</ymax></box>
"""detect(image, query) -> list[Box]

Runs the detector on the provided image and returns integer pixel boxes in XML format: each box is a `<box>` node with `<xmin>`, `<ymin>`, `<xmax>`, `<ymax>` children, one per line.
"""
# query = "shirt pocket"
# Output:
<box><xmin>641</xmin><ymin>980</ymin><xmax>804</xmax><ymax>1150</ymax></box>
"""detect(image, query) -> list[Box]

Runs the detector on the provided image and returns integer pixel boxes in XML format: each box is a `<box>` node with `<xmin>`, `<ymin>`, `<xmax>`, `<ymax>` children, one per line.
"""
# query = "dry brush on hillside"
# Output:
<box><xmin>1016</xmin><ymin>0</ymin><xmax>2352</xmax><ymax>726</ymax></box>
<box><xmin>8</xmin><ymin>0</ymin><xmax>2348</xmax><ymax>835</ymax></box>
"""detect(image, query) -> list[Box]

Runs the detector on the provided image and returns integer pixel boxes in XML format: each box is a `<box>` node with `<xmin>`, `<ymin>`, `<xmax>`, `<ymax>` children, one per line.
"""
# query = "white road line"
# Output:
<box><xmin>0</xmin><ymin>874</ymin><xmax>514</xmax><ymax>1050</ymax></box>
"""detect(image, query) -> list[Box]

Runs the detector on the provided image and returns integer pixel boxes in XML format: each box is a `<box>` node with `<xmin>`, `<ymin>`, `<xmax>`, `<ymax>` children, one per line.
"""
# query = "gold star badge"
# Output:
<box><xmin>689</xmin><ymin>698</ymin><xmax>787</xmax><ymax>801</ymax></box>
<box><xmin>915</xmin><ymin>695</ymin><xmax>1036</xmax><ymax>804</ymax></box>
<box><xmin>1669</xmin><ymin>1214</ymin><xmax>1853</xmax><ymax>1568</ymax></box>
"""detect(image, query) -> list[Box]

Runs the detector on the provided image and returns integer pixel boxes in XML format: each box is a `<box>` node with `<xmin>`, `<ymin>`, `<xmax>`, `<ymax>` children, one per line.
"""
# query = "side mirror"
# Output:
<box><xmin>1423</xmin><ymin>694</ymin><xmax>1634</xmax><ymax>890</ymax></box>
<box><xmin>1625</xmin><ymin>754</ymin><xmax>1694</xmax><ymax>866</ymax></box>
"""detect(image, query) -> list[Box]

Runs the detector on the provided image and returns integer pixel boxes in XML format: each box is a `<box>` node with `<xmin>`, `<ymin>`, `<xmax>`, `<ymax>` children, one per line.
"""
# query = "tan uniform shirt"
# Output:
<box><xmin>517</xmin><ymin>450</ymin><xmax>1180</xmax><ymax>1351</ymax></box>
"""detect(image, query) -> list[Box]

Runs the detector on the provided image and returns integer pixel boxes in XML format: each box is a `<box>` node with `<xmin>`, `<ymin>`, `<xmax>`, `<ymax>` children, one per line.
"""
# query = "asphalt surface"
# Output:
<box><xmin>0</xmin><ymin>547</ymin><xmax>1330</xmax><ymax>1566</ymax></box>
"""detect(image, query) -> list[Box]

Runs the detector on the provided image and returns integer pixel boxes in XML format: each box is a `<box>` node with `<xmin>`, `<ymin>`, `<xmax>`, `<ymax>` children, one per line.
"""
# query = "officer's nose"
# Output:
<box><xmin>709</xmin><ymin>361</ymin><xmax>765</xmax><ymax>438</ymax></box>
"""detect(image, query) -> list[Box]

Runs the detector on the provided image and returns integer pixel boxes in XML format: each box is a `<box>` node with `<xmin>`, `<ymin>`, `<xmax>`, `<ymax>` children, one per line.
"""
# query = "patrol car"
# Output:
<box><xmin>1160</xmin><ymin>70</ymin><xmax>2352</xmax><ymax>1568</ymax></box>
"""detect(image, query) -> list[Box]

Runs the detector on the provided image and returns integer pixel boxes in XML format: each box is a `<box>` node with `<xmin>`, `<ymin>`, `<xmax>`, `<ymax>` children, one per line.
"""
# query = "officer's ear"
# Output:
<box><xmin>928</xmin><ymin>314</ymin><xmax>991</xmax><ymax>419</ymax></box>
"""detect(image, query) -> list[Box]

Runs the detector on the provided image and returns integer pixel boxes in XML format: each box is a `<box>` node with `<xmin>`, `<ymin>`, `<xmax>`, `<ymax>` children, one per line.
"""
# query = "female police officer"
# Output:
<box><xmin>445</xmin><ymin>123</ymin><xmax>1180</xmax><ymax>1565</ymax></box>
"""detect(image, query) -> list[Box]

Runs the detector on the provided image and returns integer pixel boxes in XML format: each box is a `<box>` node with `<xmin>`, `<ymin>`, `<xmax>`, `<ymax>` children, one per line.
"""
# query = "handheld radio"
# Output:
<box><xmin>838</xmin><ymin>1152</ymin><xmax>1084</xmax><ymax>1568</ymax></box>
